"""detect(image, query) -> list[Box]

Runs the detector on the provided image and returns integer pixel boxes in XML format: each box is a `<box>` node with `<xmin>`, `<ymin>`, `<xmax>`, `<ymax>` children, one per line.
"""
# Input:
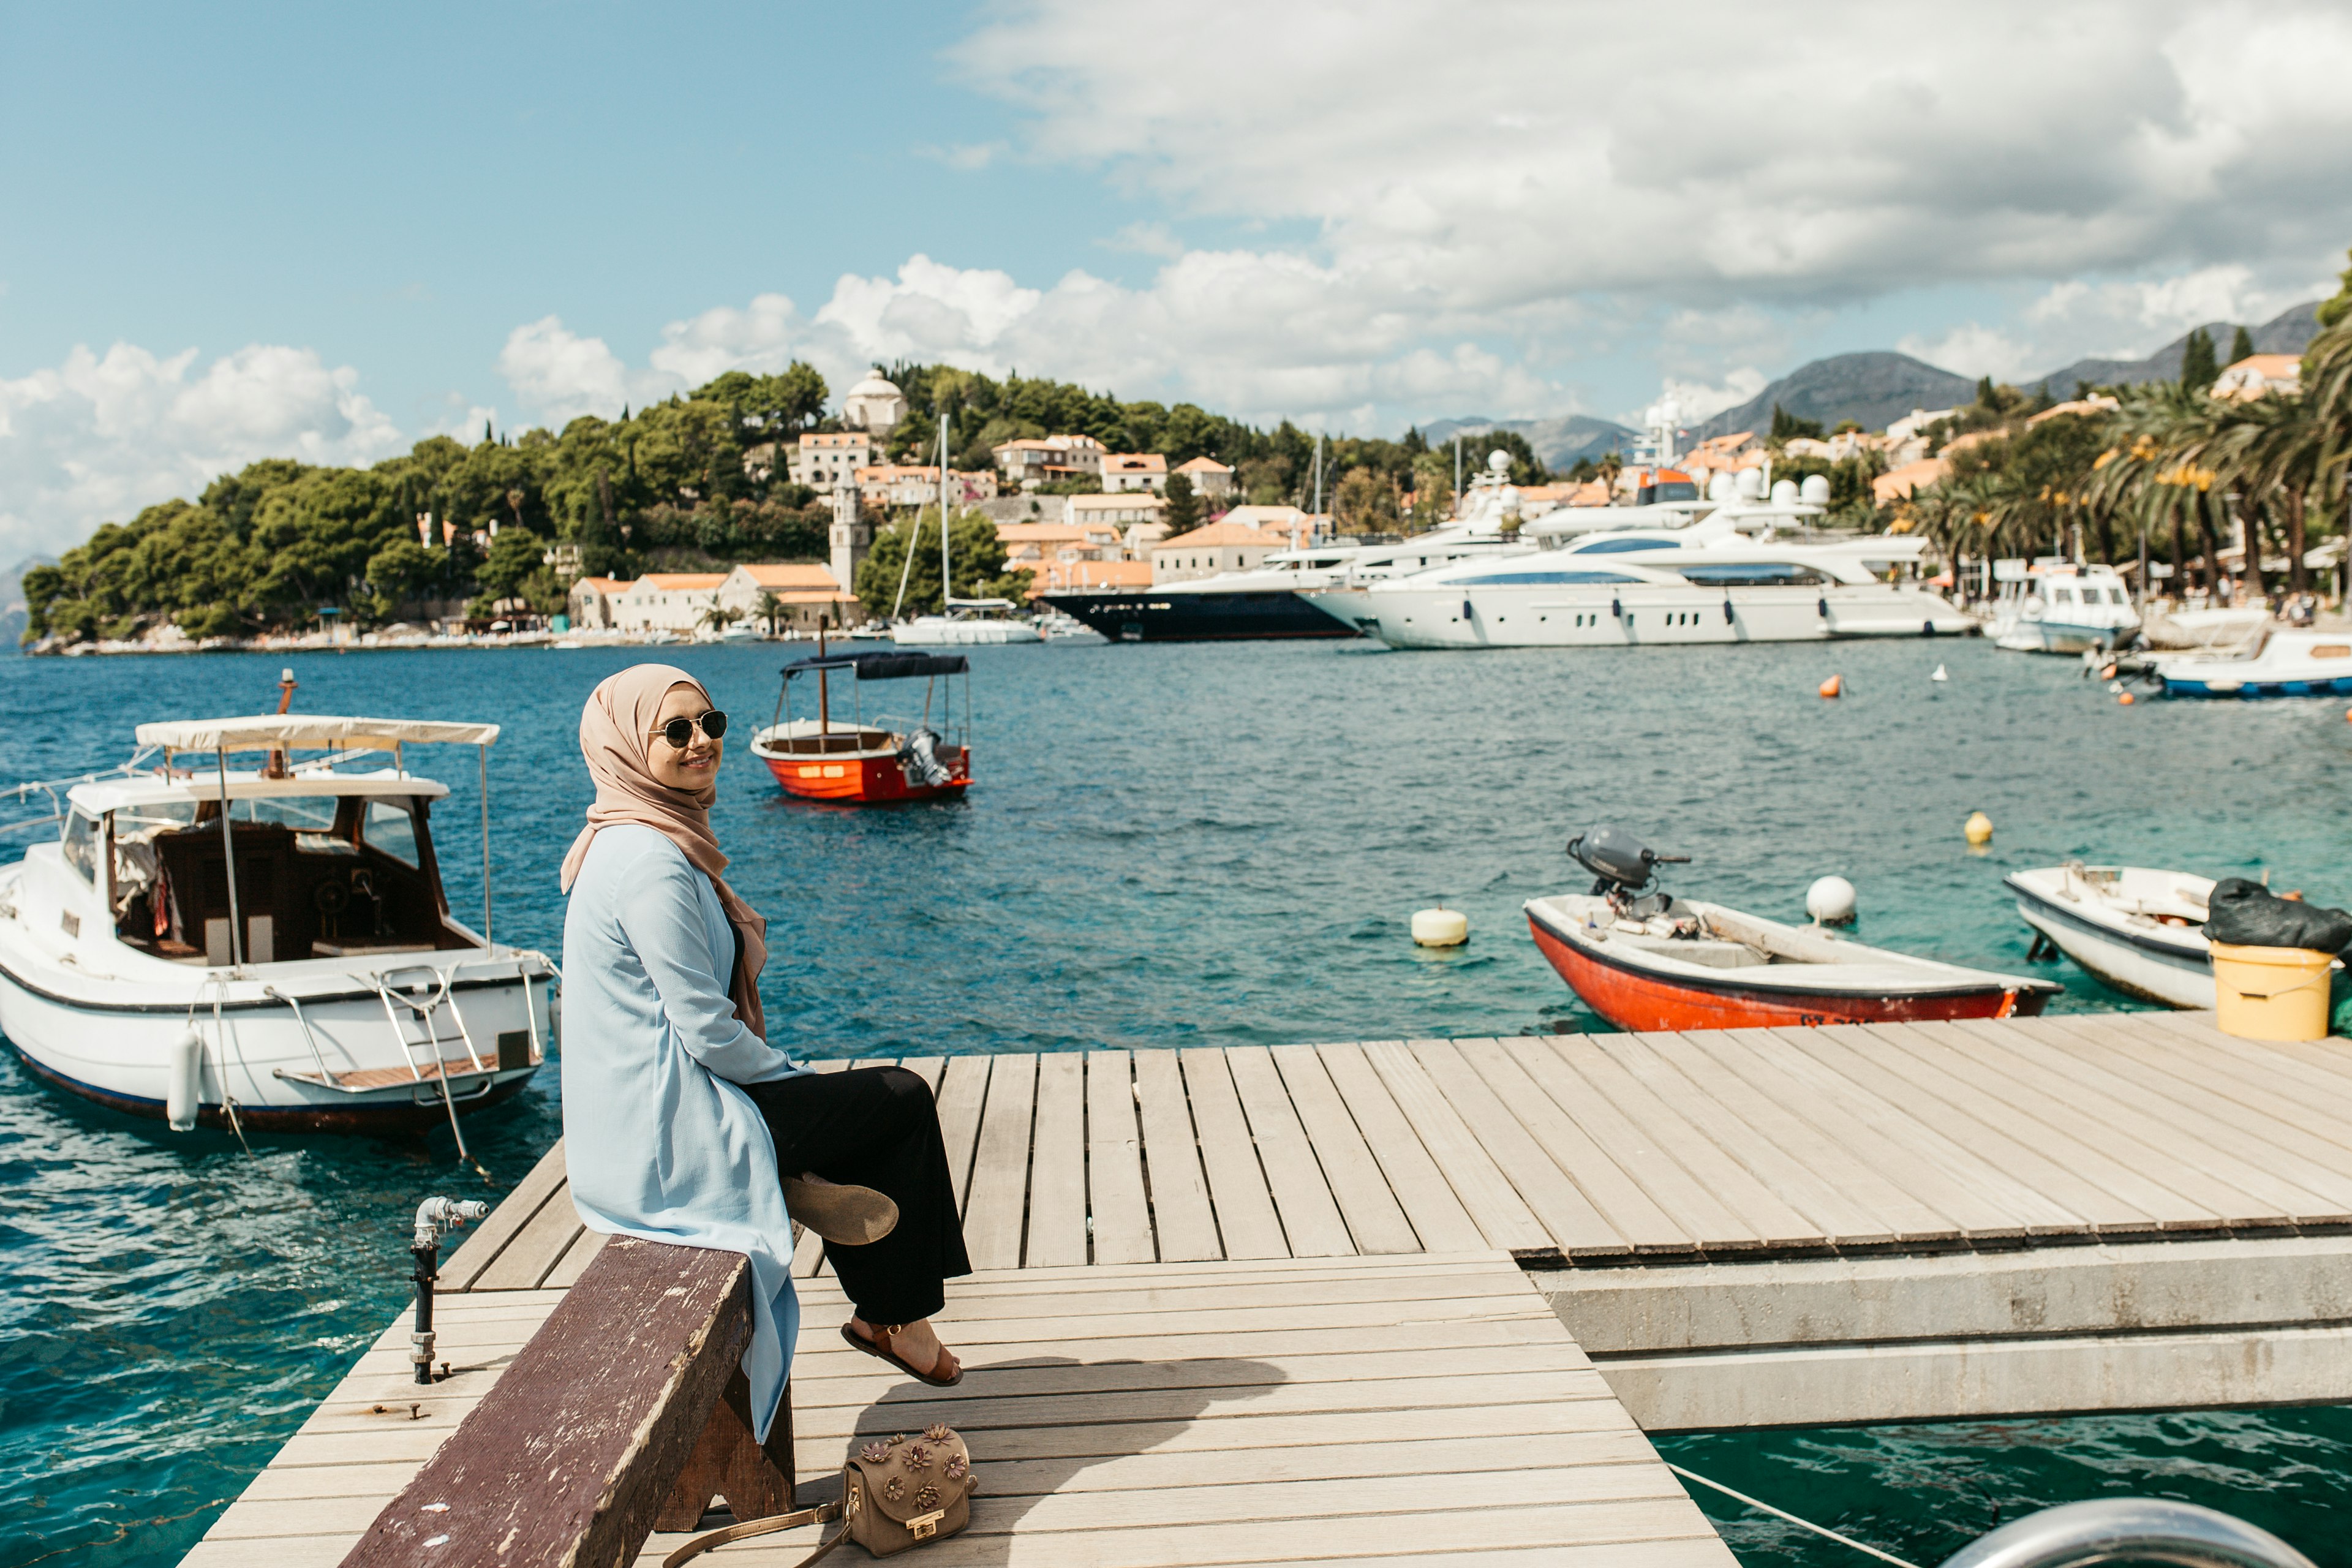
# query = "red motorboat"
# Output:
<box><xmin>1526</xmin><ymin>826</ymin><xmax>2058</xmax><ymax>1033</ymax></box>
<box><xmin>749</xmin><ymin>650</ymin><xmax>972</xmax><ymax>804</ymax></box>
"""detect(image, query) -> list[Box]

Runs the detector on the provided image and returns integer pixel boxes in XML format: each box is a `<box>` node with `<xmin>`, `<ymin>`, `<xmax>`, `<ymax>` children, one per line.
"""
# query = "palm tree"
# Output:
<box><xmin>755</xmin><ymin>589</ymin><xmax>783</xmax><ymax>638</ymax></box>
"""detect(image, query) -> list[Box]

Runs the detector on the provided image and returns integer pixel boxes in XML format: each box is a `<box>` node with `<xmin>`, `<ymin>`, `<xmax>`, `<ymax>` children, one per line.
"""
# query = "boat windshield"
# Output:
<box><xmin>1672</xmin><ymin>562</ymin><xmax>1835</xmax><ymax>587</ymax></box>
<box><xmin>1452</xmin><ymin>569</ymin><xmax>1642</xmax><ymax>586</ymax></box>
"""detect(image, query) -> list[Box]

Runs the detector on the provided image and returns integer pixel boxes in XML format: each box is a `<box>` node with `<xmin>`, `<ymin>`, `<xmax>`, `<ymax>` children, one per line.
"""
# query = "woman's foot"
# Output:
<box><xmin>783</xmin><ymin>1173</ymin><xmax>899</xmax><ymax>1245</ymax></box>
<box><xmin>845</xmin><ymin>1317</ymin><xmax>962</xmax><ymax>1386</ymax></box>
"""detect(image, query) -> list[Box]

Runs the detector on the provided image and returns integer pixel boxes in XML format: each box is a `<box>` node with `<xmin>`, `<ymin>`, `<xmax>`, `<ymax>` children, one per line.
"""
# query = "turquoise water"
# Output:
<box><xmin>2</xmin><ymin>636</ymin><xmax>2349</xmax><ymax>1566</ymax></box>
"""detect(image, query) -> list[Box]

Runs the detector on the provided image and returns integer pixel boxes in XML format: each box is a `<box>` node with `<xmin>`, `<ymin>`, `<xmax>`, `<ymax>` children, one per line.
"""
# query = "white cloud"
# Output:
<box><xmin>0</xmin><ymin>342</ymin><xmax>399</xmax><ymax>562</ymax></box>
<box><xmin>1656</xmin><ymin>369</ymin><xmax>1769</xmax><ymax>424</ymax></box>
<box><xmin>1896</xmin><ymin>324</ymin><xmax>2037</xmax><ymax>382</ymax></box>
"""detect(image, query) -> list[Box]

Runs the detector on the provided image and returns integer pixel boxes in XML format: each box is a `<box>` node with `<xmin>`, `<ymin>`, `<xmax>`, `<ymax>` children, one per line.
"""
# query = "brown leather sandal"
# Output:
<box><xmin>840</xmin><ymin>1321</ymin><xmax>963</xmax><ymax>1387</ymax></box>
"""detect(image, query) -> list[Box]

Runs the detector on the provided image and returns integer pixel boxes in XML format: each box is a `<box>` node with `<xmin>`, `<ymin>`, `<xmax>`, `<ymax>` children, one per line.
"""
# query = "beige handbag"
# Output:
<box><xmin>664</xmin><ymin>1426</ymin><xmax>976</xmax><ymax>1567</ymax></box>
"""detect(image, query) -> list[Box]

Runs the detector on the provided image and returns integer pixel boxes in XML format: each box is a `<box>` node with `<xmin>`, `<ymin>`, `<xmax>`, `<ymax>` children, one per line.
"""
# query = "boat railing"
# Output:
<box><xmin>0</xmin><ymin>749</ymin><xmax>164</xmax><ymax>837</ymax></box>
<box><xmin>1937</xmin><ymin>1498</ymin><xmax>2315</xmax><ymax>1568</ymax></box>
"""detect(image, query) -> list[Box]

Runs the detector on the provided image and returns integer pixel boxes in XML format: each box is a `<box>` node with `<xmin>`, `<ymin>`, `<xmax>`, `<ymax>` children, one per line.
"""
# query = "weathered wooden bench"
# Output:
<box><xmin>339</xmin><ymin>1235</ymin><xmax>794</xmax><ymax>1567</ymax></box>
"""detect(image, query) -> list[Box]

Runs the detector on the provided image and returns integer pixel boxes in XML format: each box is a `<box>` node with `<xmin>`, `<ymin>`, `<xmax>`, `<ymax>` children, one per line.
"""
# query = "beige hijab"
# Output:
<box><xmin>561</xmin><ymin>664</ymin><xmax>767</xmax><ymax>1041</ymax></box>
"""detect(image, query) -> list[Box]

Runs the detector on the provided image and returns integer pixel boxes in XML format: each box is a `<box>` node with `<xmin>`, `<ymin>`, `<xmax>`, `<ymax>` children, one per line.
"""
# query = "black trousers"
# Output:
<box><xmin>741</xmin><ymin>1067</ymin><xmax>971</xmax><ymax>1327</ymax></box>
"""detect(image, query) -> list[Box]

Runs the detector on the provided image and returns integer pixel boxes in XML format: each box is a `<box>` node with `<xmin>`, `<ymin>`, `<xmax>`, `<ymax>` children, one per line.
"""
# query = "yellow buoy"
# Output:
<box><xmin>1964</xmin><ymin>810</ymin><xmax>1994</xmax><ymax>846</ymax></box>
<box><xmin>1412</xmin><ymin>907</ymin><xmax>1469</xmax><ymax>948</ymax></box>
<box><xmin>1819</xmin><ymin>674</ymin><xmax>1842</xmax><ymax>699</ymax></box>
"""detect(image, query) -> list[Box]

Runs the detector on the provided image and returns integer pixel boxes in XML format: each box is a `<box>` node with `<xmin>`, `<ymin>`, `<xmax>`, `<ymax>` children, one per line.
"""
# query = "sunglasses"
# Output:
<box><xmin>650</xmin><ymin>710</ymin><xmax>728</xmax><ymax>748</ymax></box>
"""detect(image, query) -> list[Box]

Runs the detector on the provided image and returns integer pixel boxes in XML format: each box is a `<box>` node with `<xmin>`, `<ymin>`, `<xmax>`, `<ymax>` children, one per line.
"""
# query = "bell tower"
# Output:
<box><xmin>829</xmin><ymin>483</ymin><xmax>870</xmax><ymax>609</ymax></box>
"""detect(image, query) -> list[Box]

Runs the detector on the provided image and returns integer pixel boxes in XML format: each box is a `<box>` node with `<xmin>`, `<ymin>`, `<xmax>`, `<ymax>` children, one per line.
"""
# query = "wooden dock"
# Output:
<box><xmin>183</xmin><ymin>1012</ymin><xmax>2352</xmax><ymax>1564</ymax></box>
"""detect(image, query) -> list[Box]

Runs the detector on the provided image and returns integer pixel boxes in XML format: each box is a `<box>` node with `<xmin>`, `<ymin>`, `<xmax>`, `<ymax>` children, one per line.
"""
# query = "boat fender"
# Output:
<box><xmin>1411</xmin><ymin>907</ymin><xmax>1468</xmax><ymax>948</ymax></box>
<box><xmin>1721</xmin><ymin>598</ymin><xmax>1734</xmax><ymax>624</ymax></box>
<box><xmin>168</xmin><ymin>1028</ymin><xmax>203</xmax><ymax>1131</ymax></box>
<box><xmin>1461</xmin><ymin>599</ymin><xmax>1473</xmax><ymax>621</ymax></box>
<box><xmin>1610</xmin><ymin>597</ymin><xmax>1623</xmax><ymax>619</ymax></box>
<box><xmin>1817</xmin><ymin>597</ymin><xmax>1830</xmax><ymax>620</ymax></box>
<box><xmin>1805</xmin><ymin>876</ymin><xmax>1857</xmax><ymax>925</ymax></box>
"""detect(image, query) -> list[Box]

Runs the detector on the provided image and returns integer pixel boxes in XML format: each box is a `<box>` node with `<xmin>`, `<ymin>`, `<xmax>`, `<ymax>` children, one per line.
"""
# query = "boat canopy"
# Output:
<box><xmin>134</xmin><ymin>715</ymin><xmax>501</xmax><ymax>753</ymax></box>
<box><xmin>783</xmin><ymin>652</ymin><xmax>969</xmax><ymax>681</ymax></box>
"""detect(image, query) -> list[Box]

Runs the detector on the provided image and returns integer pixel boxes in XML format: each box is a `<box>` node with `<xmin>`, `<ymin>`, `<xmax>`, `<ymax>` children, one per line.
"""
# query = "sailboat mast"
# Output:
<box><xmin>938</xmin><ymin>403</ymin><xmax>951</xmax><ymax>608</ymax></box>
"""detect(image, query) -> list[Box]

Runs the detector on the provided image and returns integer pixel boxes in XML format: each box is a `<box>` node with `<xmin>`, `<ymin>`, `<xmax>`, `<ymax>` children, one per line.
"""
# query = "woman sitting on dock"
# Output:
<box><xmin>559</xmin><ymin>664</ymin><xmax>971</xmax><ymax>1441</ymax></box>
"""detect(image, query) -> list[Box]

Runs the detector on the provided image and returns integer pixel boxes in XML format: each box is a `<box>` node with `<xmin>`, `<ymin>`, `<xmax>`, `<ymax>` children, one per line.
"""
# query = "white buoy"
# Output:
<box><xmin>1806</xmin><ymin>876</ymin><xmax>1858</xmax><ymax>925</ymax></box>
<box><xmin>1931</xmin><ymin>664</ymin><xmax>1948</xmax><ymax>682</ymax></box>
<box><xmin>1412</xmin><ymin>907</ymin><xmax>1469</xmax><ymax>947</ymax></box>
<box><xmin>167</xmin><ymin>1028</ymin><xmax>203</xmax><ymax>1131</ymax></box>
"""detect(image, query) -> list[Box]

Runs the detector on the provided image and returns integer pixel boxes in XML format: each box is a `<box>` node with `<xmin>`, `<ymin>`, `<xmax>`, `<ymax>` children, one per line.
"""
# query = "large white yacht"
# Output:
<box><xmin>1305</xmin><ymin>478</ymin><xmax>1972</xmax><ymax>648</ymax></box>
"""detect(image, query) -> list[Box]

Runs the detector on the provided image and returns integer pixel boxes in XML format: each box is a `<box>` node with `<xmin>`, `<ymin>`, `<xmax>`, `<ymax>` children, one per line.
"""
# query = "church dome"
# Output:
<box><xmin>848</xmin><ymin>373</ymin><xmax>902</xmax><ymax>399</ymax></box>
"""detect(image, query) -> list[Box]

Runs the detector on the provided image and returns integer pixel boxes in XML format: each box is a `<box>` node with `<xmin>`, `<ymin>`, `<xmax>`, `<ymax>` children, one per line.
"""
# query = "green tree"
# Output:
<box><xmin>1769</xmin><ymin>404</ymin><xmax>1825</xmax><ymax>443</ymax></box>
<box><xmin>471</xmin><ymin>527</ymin><xmax>549</xmax><ymax>615</ymax></box>
<box><xmin>852</xmin><ymin>510</ymin><xmax>1008</xmax><ymax>617</ymax></box>
<box><xmin>2180</xmin><ymin>328</ymin><xmax>2219</xmax><ymax>393</ymax></box>
<box><xmin>2318</xmin><ymin>247</ymin><xmax>2352</xmax><ymax>330</ymax></box>
<box><xmin>2229</xmin><ymin>325</ymin><xmax>2256</xmax><ymax>366</ymax></box>
<box><xmin>1163</xmin><ymin>471</ymin><xmax>1200</xmax><ymax>534</ymax></box>
<box><xmin>1332</xmin><ymin>466</ymin><xmax>1400</xmax><ymax>535</ymax></box>
<box><xmin>364</xmin><ymin>540</ymin><xmax>445</xmax><ymax>620</ymax></box>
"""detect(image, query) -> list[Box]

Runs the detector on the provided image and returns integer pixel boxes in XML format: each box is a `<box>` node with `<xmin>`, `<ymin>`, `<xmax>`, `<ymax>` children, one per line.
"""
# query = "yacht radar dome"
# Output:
<box><xmin>1800</xmin><ymin>474</ymin><xmax>1831</xmax><ymax>506</ymax></box>
<box><xmin>1488</xmin><ymin>450</ymin><xmax>1510</xmax><ymax>473</ymax></box>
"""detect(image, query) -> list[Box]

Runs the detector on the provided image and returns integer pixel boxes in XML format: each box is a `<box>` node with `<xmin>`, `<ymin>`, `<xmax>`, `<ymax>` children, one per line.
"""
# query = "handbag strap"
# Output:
<box><xmin>660</xmin><ymin>1499</ymin><xmax>843</xmax><ymax>1568</ymax></box>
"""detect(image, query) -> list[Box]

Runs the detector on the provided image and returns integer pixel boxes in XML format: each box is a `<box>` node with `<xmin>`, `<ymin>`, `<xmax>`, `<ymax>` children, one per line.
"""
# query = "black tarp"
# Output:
<box><xmin>2205</xmin><ymin>878</ymin><xmax>2352</xmax><ymax>954</ymax></box>
<box><xmin>782</xmin><ymin>652</ymin><xmax>970</xmax><ymax>680</ymax></box>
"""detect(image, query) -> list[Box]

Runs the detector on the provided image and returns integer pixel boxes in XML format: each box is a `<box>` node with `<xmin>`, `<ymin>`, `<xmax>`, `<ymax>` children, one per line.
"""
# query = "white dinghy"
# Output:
<box><xmin>0</xmin><ymin>711</ymin><xmax>553</xmax><ymax>1145</ymax></box>
<box><xmin>2004</xmin><ymin>863</ymin><xmax>2214</xmax><ymax>1008</ymax></box>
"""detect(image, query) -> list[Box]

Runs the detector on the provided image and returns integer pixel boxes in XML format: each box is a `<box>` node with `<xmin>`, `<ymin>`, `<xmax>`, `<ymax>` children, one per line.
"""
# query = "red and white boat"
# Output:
<box><xmin>1525</xmin><ymin>826</ymin><xmax>2059</xmax><ymax>1032</ymax></box>
<box><xmin>749</xmin><ymin>650</ymin><xmax>973</xmax><ymax>805</ymax></box>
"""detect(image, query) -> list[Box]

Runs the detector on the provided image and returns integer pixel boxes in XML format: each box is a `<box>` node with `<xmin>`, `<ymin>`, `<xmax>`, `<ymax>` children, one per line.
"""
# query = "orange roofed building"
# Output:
<box><xmin>1152</xmin><ymin>522</ymin><xmax>1286</xmax><ymax>584</ymax></box>
<box><xmin>613</xmin><ymin>573</ymin><xmax>728</xmax><ymax>633</ymax></box>
<box><xmin>718</xmin><ymin>563</ymin><xmax>859</xmax><ymax>631</ymax></box>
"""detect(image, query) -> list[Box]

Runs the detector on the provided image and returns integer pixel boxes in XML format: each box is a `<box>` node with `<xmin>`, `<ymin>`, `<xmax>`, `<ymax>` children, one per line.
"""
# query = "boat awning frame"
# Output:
<box><xmin>782</xmin><ymin>653</ymin><xmax>970</xmax><ymax>681</ymax></box>
<box><xmin>133</xmin><ymin>715</ymin><xmax>500</xmax><ymax>754</ymax></box>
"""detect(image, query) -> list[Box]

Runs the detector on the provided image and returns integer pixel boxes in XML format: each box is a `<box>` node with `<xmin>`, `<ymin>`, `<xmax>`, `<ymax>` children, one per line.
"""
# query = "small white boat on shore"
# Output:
<box><xmin>2124</xmin><ymin>626</ymin><xmax>2352</xmax><ymax>699</ymax></box>
<box><xmin>2005</xmin><ymin>863</ymin><xmax>2213</xmax><ymax>1008</ymax></box>
<box><xmin>0</xmin><ymin>713</ymin><xmax>553</xmax><ymax>1139</ymax></box>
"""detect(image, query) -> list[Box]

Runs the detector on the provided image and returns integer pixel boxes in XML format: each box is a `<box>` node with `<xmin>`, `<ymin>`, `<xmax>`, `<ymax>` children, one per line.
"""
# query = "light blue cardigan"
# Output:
<box><xmin>560</xmin><ymin>823</ymin><xmax>808</xmax><ymax>1441</ymax></box>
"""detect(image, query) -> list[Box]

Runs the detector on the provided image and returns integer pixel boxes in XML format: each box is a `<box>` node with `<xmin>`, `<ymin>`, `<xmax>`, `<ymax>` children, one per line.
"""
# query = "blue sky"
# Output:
<box><xmin>4</xmin><ymin>0</ymin><xmax>2349</xmax><ymax>559</ymax></box>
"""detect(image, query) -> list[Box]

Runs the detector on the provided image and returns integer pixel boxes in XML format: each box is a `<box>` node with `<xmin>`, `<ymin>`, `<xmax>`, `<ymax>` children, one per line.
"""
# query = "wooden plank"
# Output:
<box><xmin>897</xmin><ymin>1055</ymin><xmax>947</xmax><ymax>1093</ymax></box>
<box><xmin>1319</xmin><ymin>1042</ymin><xmax>1498</xmax><ymax>1251</ymax></box>
<box><xmin>1132</xmin><ymin>1049</ymin><xmax>1221</xmax><ymax>1262</ymax></box>
<box><xmin>440</xmin><ymin>1139</ymin><xmax>567</xmax><ymax>1290</ymax></box>
<box><xmin>963</xmin><ymin>1053</ymin><xmax>1038</xmax><ymax>1270</ymax></box>
<box><xmin>1453</xmin><ymin>1038</ymin><xmax>1693</xmax><ymax>1254</ymax></box>
<box><xmin>1683</xmin><ymin>1028</ymin><xmax>2040</xmax><ymax>1240</ymax></box>
<box><xmin>933</xmin><ymin>1054</ymin><xmax>992</xmax><ymax>1215</ymax></box>
<box><xmin>1551</xmin><ymin>1033</ymin><xmax>1820</xmax><ymax>1248</ymax></box>
<box><xmin>1517</xmin><ymin>1036</ymin><xmax>1763</xmax><ymax>1248</ymax></box>
<box><xmin>340</xmin><ymin>1238</ymin><xmax>764</xmax><ymax>1568</ymax></box>
<box><xmin>1994</xmin><ymin>1020</ymin><xmax>2352</xmax><ymax>1222</ymax></box>
<box><xmin>543</xmin><ymin>1228</ymin><xmax>609</xmax><ymax>1290</ymax></box>
<box><xmin>1226</xmin><ymin>1047</ymin><xmax>1357</xmax><ymax>1257</ymax></box>
<box><xmin>1085</xmin><ymin>1051</ymin><xmax>1156</xmax><ymax>1265</ymax></box>
<box><xmin>1176</xmin><ymin>1047</ymin><xmax>1287</xmax><ymax>1260</ymax></box>
<box><xmin>1026</xmin><ymin>1052</ymin><xmax>1089</xmax><ymax>1267</ymax></box>
<box><xmin>2066</xmin><ymin>1013</ymin><xmax>2352</xmax><ymax>1158</ymax></box>
<box><xmin>472</xmin><ymin>1184</ymin><xmax>589</xmax><ymax>1291</ymax></box>
<box><xmin>1361</xmin><ymin>1041</ymin><xmax>1551</xmax><ymax>1253</ymax></box>
<box><xmin>2112</xmin><ymin>1014</ymin><xmax>2352</xmax><ymax>1129</ymax></box>
<box><xmin>1858</xmin><ymin>1020</ymin><xmax>2244</xmax><ymax>1228</ymax></box>
<box><xmin>1410</xmin><ymin>1040</ymin><xmax>1629</xmax><ymax>1259</ymax></box>
<box><xmin>1935</xmin><ymin>1018</ymin><xmax>2331</xmax><ymax>1224</ymax></box>
<box><xmin>1786</xmin><ymin>1023</ymin><xmax>2150</xmax><ymax>1234</ymax></box>
<box><xmin>1602</xmin><ymin>1031</ymin><xmax>1898</xmax><ymax>1247</ymax></box>
<box><xmin>2032</xmin><ymin>1014</ymin><xmax>2352</xmax><ymax>1206</ymax></box>
<box><xmin>1267</xmin><ymin>1044</ymin><xmax>1420</xmax><ymax>1253</ymax></box>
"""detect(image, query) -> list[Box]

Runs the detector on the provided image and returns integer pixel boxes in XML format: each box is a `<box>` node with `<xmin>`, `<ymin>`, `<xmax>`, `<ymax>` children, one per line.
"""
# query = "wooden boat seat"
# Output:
<box><xmin>1610</xmin><ymin>933</ymin><xmax>1766</xmax><ymax>970</ymax></box>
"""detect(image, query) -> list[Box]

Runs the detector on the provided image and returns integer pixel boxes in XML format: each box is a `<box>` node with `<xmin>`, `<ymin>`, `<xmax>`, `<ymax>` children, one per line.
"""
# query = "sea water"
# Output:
<box><xmin>1</xmin><ymin>636</ymin><xmax>2348</xmax><ymax>1566</ymax></box>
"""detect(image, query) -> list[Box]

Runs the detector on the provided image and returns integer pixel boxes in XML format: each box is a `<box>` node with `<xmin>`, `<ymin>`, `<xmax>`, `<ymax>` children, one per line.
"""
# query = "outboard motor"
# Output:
<box><xmin>1566</xmin><ymin>824</ymin><xmax>1690</xmax><ymax>919</ymax></box>
<box><xmin>899</xmin><ymin>728</ymin><xmax>954</xmax><ymax>788</ymax></box>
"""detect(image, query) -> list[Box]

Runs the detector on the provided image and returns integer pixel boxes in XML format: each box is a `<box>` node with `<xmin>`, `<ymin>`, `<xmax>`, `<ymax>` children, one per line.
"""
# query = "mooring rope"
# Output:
<box><xmin>1666</xmin><ymin>1463</ymin><xmax>1923</xmax><ymax>1567</ymax></box>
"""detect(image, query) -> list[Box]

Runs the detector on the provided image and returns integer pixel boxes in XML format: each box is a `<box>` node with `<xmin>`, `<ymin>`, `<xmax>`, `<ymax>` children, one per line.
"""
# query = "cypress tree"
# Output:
<box><xmin>2229</xmin><ymin>325</ymin><xmax>2256</xmax><ymax>365</ymax></box>
<box><xmin>2180</xmin><ymin>329</ymin><xmax>2218</xmax><ymax>393</ymax></box>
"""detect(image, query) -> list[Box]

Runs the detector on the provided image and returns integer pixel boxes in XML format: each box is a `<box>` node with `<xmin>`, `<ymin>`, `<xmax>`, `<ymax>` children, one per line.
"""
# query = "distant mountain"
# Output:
<box><xmin>2022</xmin><ymin>302</ymin><xmax>2321</xmax><ymax>394</ymax></box>
<box><xmin>0</xmin><ymin>556</ymin><xmax>53</xmax><ymax>650</ymax></box>
<box><xmin>1414</xmin><ymin>413</ymin><xmax>1639</xmax><ymax>469</ymax></box>
<box><xmin>1689</xmin><ymin>353</ymin><xmax>1977</xmax><ymax>442</ymax></box>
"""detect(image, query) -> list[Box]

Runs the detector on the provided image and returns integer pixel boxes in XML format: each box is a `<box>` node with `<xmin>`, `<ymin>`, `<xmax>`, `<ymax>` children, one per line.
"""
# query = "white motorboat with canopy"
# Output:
<box><xmin>0</xmin><ymin>709</ymin><xmax>553</xmax><ymax>1152</ymax></box>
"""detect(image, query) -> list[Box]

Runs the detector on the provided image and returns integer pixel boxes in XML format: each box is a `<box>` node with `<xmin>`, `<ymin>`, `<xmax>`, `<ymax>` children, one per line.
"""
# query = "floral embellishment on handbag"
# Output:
<box><xmin>944</xmin><ymin>1452</ymin><xmax>969</xmax><ymax>1482</ymax></box>
<box><xmin>859</xmin><ymin>1442</ymin><xmax>894</xmax><ymax>1464</ymax></box>
<box><xmin>924</xmin><ymin>1424</ymin><xmax>952</xmax><ymax>1442</ymax></box>
<box><xmin>884</xmin><ymin>1476</ymin><xmax>905</xmax><ymax>1502</ymax></box>
<box><xmin>913</xmin><ymin>1485</ymin><xmax>940</xmax><ymax>1510</ymax></box>
<box><xmin>903</xmin><ymin>1444</ymin><xmax>932</xmax><ymax>1469</ymax></box>
<box><xmin>886</xmin><ymin>1433</ymin><xmax>907</xmax><ymax>1446</ymax></box>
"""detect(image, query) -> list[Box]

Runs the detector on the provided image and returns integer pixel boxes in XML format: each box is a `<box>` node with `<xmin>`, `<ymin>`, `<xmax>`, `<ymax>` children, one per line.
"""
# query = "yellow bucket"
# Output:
<box><xmin>2209</xmin><ymin>941</ymin><xmax>2339</xmax><ymax>1042</ymax></box>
